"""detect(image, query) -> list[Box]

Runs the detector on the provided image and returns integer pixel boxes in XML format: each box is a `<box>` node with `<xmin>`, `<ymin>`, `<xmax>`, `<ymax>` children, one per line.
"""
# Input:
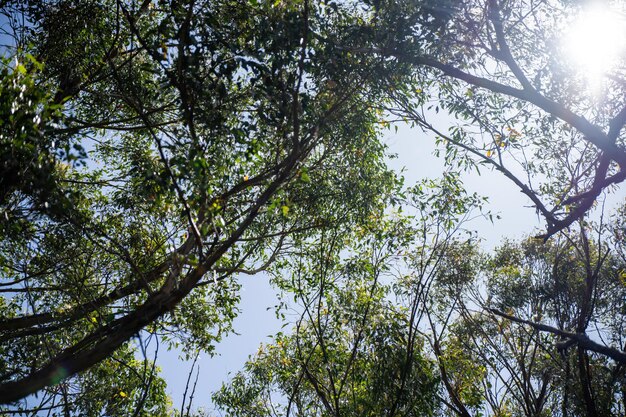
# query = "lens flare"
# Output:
<box><xmin>562</xmin><ymin>3</ymin><xmax>626</xmax><ymax>92</ymax></box>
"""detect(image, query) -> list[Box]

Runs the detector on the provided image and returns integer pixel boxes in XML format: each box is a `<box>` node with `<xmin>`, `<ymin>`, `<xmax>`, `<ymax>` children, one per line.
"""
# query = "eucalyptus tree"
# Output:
<box><xmin>349</xmin><ymin>2</ymin><xmax>626</xmax><ymax>413</ymax></box>
<box><xmin>0</xmin><ymin>0</ymin><xmax>405</xmax><ymax>409</ymax></box>
<box><xmin>214</xmin><ymin>190</ymin><xmax>626</xmax><ymax>417</ymax></box>
<box><xmin>213</xmin><ymin>238</ymin><xmax>441</xmax><ymax>417</ymax></box>
<box><xmin>349</xmin><ymin>0</ymin><xmax>626</xmax><ymax>238</ymax></box>
<box><xmin>213</xmin><ymin>174</ymin><xmax>487</xmax><ymax>417</ymax></box>
<box><xmin>426</xmin><ymin>213</ymin><xmax>626</xmax><ymax>417</ymax></box>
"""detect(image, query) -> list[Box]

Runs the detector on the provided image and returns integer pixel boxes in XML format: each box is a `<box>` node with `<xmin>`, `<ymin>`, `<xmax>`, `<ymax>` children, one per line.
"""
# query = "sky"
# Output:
<box><xmin>156</xmin><ymin>117</ymin><xmax>557</xmax><ymax>413</ymax></box>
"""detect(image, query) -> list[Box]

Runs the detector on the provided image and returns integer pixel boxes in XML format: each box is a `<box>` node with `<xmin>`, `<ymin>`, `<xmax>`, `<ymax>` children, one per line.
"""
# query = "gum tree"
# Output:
<box><xmin>0</xmin><ymin>0</ymin><xmax>404</xmax><ymax>407</ymax></box>
<box><xmin>347</xmin><ymin>0</ymin><xmax>626</xmax><ymax>238</ymax></box>
<box><xmin>214</xmin><ymin>175</ymin><xmax>487</xmax><ymax>417</ymax></box>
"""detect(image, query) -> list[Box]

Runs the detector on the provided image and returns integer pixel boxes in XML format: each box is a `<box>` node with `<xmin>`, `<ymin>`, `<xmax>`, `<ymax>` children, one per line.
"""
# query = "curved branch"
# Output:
<box><xmin>488</xmin><ymin>308</ymin><xmax>626</xmax><ymax>365</ymax></box>
<box><xmin>488</xmin><ymin>0</ymin><xmax>534</xmax><ymax>92</ymax></box>
<box><xmin>0</xmin><ymin>144</ymin><xmax>302</xmax><ymax>403</ymax></box>
<box><xmin>346</xmin><ymin>46</ymin><xmax>626</xmax><ymax>167</ymax></box>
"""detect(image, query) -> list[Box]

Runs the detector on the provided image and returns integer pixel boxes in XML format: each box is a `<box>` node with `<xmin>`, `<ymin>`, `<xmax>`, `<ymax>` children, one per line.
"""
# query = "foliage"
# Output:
<box><xmin>0</xmin><ymin>0</ymin><xmax>404</xmax><ymax>410</ymax></box>
<box><xmin>217</xmin><ymin>193</ymin><xmax>626</xmax><ymax>417</ymax></box>
<box><xmin>360</xmin><ymin>0</ymin><xmax>626</xmax><ymax>238</ymax></box>
<box><xmin>3</xmin><ymin>341</ymin><xmax>170</xmax><ymax>417</ymax></box>
<box><xmin>214</xmin><ymin>279</ymin><xmax>439</xmax><ymax>417</ymax></box>
<box><xmin>215</xmin><ymin>175</ymin><xmax>486</xmax><ymax>416</ymax></box>
<box><xmin>428</xmin><ymin>221</ymin><xmax>626</xmax><ymax>417</ymax></box>
<box><xmin>1</xmin><ymin>0</ymin><xmax>625</xmax><ymax>415</ymax></box>
<box><xmin>214</xmin><ymin>217</ymin><xmax>438</xmax><ymax>417</ymax></box>
<box><xmin>0</xmin><ymin>54</ymin><xmax>84</xmax><ymax>239</ymax></box>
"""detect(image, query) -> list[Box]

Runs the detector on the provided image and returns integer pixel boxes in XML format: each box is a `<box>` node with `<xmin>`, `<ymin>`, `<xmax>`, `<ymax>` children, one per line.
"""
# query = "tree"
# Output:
<box><xmin>345</xmin><ymin>0</ymin><xmax>626</xmax><ymax>238</ymax></box>
<box><xmin>217</xmin><ymin>203</ymin><xmax>626</xmax><ymax>417</ymax></box>
<box><xmin>213</xmin><ymin>244</ymin><xmax>440</xmax><ymax>417</ymax></box>
<box><xmin>0</xmin><ymin>0</ymin><xmax>403</xmax><ymax>407</ymax></box>
<box><xmin>337</xmin><ymin>3</ymin><xmax>626</xmax><ymax>412</ymax></box>
<box><xmin>424</xmin><ymin>213</ymin><xmax>626</xmax><ymax>417</ymax></box>
<box><xmin>214</xmin><ymin>175</ymin><xmax>486</xmax><ymax>417</ymax></box>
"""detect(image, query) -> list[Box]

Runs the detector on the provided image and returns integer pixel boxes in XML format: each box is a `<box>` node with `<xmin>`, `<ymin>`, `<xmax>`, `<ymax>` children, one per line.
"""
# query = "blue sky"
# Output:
<box><xmin>156</xmin><ymin>119</ymin><xmax>559</xmax><ymax>413</ymax></box>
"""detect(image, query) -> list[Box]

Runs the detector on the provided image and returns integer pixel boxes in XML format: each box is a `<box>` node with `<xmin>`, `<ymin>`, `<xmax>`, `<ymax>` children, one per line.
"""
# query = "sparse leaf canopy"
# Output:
<box><xmin>1</xmin><ymin>0</ymin><xmax>625</xmax><ymax>415</ymax></box>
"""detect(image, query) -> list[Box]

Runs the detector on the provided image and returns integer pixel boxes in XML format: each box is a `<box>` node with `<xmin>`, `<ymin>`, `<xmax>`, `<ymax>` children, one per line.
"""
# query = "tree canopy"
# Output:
<box><xmin>0</xmin><ymin>0</ymin><xmax>625</xmax><ymax>415</ymax></box>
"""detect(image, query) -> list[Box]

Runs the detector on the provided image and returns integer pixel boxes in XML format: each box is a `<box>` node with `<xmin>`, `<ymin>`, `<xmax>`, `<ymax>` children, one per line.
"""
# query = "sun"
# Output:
<box><xmin>562</xmin><ymin>3</ymin><xmax>626</xmax><ymax>92</ymax></box>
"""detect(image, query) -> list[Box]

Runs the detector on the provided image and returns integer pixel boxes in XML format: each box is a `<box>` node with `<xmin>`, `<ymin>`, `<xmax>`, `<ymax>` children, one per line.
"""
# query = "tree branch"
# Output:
<box><xmin>488</xmin><ymin>308</ymin><xmax>626</xmax><ymax>364</ymax></box>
